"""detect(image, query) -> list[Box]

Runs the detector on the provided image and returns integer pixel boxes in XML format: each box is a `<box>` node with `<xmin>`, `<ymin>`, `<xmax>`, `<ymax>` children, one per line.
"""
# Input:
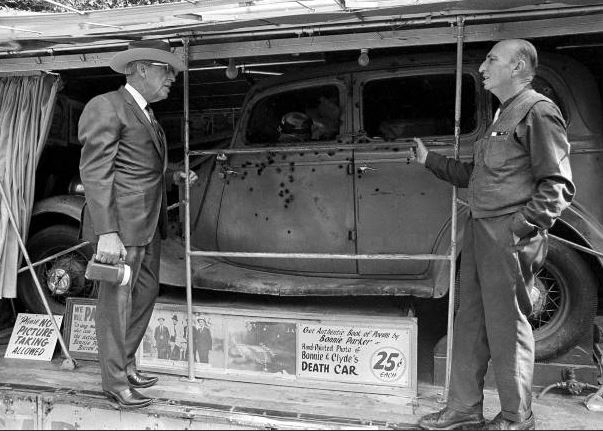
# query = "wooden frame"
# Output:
<box><xmin>137</xmin><ymin>302</ymin><xmax>417</xmax><ymax>397</ymax></box>
<box><xmin>62</xmin><ymin>297</ymin><xmax>98</xmax><ymax>361</ymax></box>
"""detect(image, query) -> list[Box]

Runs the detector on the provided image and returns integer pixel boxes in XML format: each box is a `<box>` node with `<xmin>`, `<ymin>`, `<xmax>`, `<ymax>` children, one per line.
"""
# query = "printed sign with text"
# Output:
<box><xmin>5</xmin><ymin>313</ymin><xmax>64</xmax><ymax>361</ymax></box>
<box><xmin>297</xmin><ymin>323</ymin><xmax>411</xmax><ymax>387</ymax></box>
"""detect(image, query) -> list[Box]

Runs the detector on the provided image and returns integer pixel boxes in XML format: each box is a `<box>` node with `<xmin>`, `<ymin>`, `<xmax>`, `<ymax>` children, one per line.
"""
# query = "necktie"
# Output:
<box><xmin>145</xmin><ymin>105</ymin><xmax>167</xmax><ymax>162</ymax></box>
<box><xmin>145</xmin><ymin>105</ymin><xmax>166</xmax><ymax>143</ymax></box>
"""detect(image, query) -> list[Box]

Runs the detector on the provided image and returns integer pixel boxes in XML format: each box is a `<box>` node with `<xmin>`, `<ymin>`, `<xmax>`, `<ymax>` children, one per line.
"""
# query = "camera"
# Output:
<box><xmin>85</xmin><ymin>255</ymin><xmax>131</xmax><ymax>286</ymax></box>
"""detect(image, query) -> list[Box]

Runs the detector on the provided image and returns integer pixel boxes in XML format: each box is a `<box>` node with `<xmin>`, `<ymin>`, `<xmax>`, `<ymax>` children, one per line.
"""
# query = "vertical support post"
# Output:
<box><xmin>182</xmin><ymin>37</ymin><xmax>196</xmax><ymax>382</ymax></box>
<box><xmin>443</xmin><ymin>15</ymin><xmax>465</xmax><ymax>401</ymax></box>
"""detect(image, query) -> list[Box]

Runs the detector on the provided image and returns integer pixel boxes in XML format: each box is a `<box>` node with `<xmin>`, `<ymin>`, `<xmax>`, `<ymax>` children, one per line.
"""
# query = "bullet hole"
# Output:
<box><xmin>327</xmin><ymin>151</ymin><xmax>335</xmax><ymax>157</ymax></box>
<box><xmin>279</xmin><ymin>191</ymin><xmax>284</xmax><ymax>197</ymax></box>
<box><xmin>287</xmin><ymin>230</ymin><xmax>291</xmax><ymax>234</ymax></box>
<box><xmin>337</xmin><ymin>148</ymin><xmax>343</xmax><ymax>152</ymax></box>
<box><xmin>289</xmin><ymin>161</ymin><xmax>295</xmax><ymax>167</ymax></box>
<box><xmin>393</xmin><ymin>147</ymin><xmax>400</xmax><ymax>152</ymax></box>
<box><xmin>420</xmin><ymin>192</ymin><xmax>426</xmax><ymax>196</ymax></box>
<box><xmin>280</xmin><ymin>182</ymin><xmax>285</xmax><ymax>187</ymax></box>
<box><xmin>375</xmin><ymin>188</ymin><xmax>380</xmax><ymax>192</ymax></box>
<box><xmin>267</xmin><ymin>159</ymin><xmax>275</xmax><ymax>165</ymax></box>
<box><xmin>255</xmin><ymin>163</ymin><xmax>260</xmax><ymax>168</ymax></box>
<box><xmin>255</xmin><ymin>213</ymin><xmax>258</xmax><ymax>217</ymax></box>
<box><xmin>260</xmin><ymin>162</ymin><xmax>266</xmax><ymax>168</ymax></box>
<box><xmin>288</xmin><ymin>175</ymin><xmax>294</xmax><ymax>183</ymax></box>
<box><xmin>299</xmin><ymin>152</ymin><xmax>305</xmax><ymax>157</ymax></box>
<box><xmin>284</xmin><ymin>189</ymin><xmax>289</xmax><ymax>194</ymax></box>
<box><xmin>312</xmin><ymin>168</ymin><xmax>316</xmax><ymax>172</ymax></box>
<box><xmin>265</xmin><ymin>217</ymin><xmax>269</xmax><ymax>221</ymax></box>
<box><xmin>358</xmin><ymin>175</ymin><xmax>362</xmax><ymax>179</ymax></box>
<box><xmin>285</xmin><ymin>198</ymin><xmax>290</xmax><ymax>204</ymax></box>
<box><xmin>290</xmin><ymin>166</ymin><xmax>295</xmax><ymax>172</ymax></box>
<box><xmin>257</xmin><ymin>169</ymin><xmax>263</xmax><ymax>176</ymax></box>
<box><xmin>226</xmin><ymin>181</ymin><xmax>230</xmax><ymax>185</ymax></box>
<box><xmin>314</xmin><ymin>151</ymin><xmax>319</xmax><ymax>155</ymax></box>
<box><xmin>338</xmin><ymin>165</ymin><xmax>343</xmax><ymax>169</ymax></box>
<box><xmin>282</xmin><ymin>154</ymin><xmax>287</xmax><ymax>160</ymax></box>
<box><xmin>276</xmin><ymin>167</ymin><xmax>282</xmax><ymax>173</ymax></box>
<box><xmin>284</xmin><ymin>205</ymin><xmax>289</xmax><ymax>209</ymax></box>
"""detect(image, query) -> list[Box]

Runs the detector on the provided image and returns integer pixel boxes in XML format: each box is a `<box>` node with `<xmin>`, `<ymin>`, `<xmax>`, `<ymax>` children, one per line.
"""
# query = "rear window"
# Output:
<box><xmin>245</xmin><ymin>85</ymin><xmax>342</xmax><ymax>146</ymax></box>
<box><xmin>362</xmin><ymin>74</ymin><xmax>477</xmax><ymax>139</ymax></box>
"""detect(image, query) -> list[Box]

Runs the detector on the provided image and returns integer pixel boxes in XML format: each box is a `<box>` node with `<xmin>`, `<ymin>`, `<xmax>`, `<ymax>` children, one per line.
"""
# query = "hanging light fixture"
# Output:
<box><xmin>358</xmin><ymin>48</ymin><xmax>370</xmax><ymax>67</ymax></box>
<box><xmin>225</xmin><ymin>58</ymin><xmax>239</xmax><ymax>79</ymax></box>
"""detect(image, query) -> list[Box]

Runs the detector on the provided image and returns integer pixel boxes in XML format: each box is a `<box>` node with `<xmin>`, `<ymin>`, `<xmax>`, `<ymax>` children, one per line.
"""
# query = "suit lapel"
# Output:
<box><xmin>119</xmin><ymin>87</ymin><xmax>166</xmax><ymax>169</ymax></box>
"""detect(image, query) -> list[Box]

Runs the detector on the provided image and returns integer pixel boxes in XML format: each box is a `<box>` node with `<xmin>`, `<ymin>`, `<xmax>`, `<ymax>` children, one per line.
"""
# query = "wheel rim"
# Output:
<box><xmin>529</xmin><ymin>262</ymin><xmax>569</xmax><ymax>339</ymax></box>
<box><xmin>36</xmin><ymin>247</ymin><xmax>95</xmax><ymax>306</ymax></box>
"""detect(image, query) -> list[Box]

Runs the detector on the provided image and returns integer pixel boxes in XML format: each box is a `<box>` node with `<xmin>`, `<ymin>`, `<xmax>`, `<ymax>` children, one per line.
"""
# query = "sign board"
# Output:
<box><xmin>298</xmin><ymin>323</ymin><xmax>411</xmax><ymax>386</ymax></box>
<box><xmin>137</xmin><ymin>303</ymin><xmax>417</xmax><ymax>397</ymax></box>
<box><xmin>5</xmin><ymin>313</ymin><xmax>63</xmax><ymax>361</ymax></box>
<box><xmin>62</xmin><ymin>298</ymin><xmax>98</xmax><ymax>360</ymax></box>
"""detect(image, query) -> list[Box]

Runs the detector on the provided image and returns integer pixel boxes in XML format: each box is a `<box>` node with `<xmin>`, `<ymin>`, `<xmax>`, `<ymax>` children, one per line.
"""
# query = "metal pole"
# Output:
<box><xmin>0</xmin><ymin>180</ymin><xmax>77</xmax><ymax>369</ymax></box>
<box><xmin>443</xmin><ymin>15</ymin><xmax>465</xmax><ymax>402</ymax></box>
<box><xmin>182</xmin><ymin>37</ymin><xmax>196</xmax><ymax>382</ymax></box>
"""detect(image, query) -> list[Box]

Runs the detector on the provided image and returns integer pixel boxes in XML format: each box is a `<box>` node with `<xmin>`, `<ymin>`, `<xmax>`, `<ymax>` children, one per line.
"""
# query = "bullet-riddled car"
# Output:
<box><xmin>188</xmin><ymin>50</ymin><xmax>603</xmax><ymax>361</ymax></box>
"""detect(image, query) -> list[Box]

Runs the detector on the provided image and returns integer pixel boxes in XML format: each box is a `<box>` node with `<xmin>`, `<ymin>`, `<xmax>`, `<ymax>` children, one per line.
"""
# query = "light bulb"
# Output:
<box><xmin>358</xmin><ymin>48</ymin><xmax>370</xmax><ymax>67</ymax></box>
<box><xmin>225</xmin><ymin>58</ymin><xmax>238</xmax><ymax>79</ymax></box>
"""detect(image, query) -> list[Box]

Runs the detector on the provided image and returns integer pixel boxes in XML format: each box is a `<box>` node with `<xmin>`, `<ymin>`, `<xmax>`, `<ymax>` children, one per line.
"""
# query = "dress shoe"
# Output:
<box><xmin>487</xmin><ymin>412</ymin><xmax>535</xmax><ymax>430</ymax></box>
<box><xmin>103</xmin><ymin>388</ymin><xmax>152</xmax><ymax>409</ymax></box>
<box><xmin>418</xmin><ymin>407</ymin><xmax>485</xmax><ymax>430</ymax></box>
<box><xmin>127</xmin><ymin>371</ymin><xmax>158</xmax><ymax>388</ymax></box>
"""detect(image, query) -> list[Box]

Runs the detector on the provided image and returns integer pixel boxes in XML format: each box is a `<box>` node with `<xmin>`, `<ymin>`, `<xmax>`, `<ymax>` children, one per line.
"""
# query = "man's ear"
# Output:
<box><xmin>512</xmin><ymin>59</ymin><xmax>526</xmax><ymax>76</ymax></box>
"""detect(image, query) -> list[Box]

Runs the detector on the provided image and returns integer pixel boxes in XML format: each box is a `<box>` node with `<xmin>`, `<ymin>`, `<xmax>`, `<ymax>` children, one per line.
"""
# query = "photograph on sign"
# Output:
<box><xmin>225</xmin><ymin>318</ymin><xmax>296</xmax><ymax>376</ymax></box>
<box><xmin>5</xmin><ymin>313</ymin><xmax>64</xmax><ymax>361</ymax></box>
<box><xmin>137</xmin><ymin>303</ymin><xmax>225</xmax><ymax>374</ymax></box>
<box><xmin>62</xmin><ymin>297</ymin><xmax>98</xmax><ymax>361</ymax></box>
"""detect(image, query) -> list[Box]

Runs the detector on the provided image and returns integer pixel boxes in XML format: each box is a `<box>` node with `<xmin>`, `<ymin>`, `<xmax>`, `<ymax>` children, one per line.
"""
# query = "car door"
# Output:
<box><xmin>352</xmin><ymin>69</ymin><xmax>480</xmax><ymax>276</ymax></box>
<box><xmin>215</xmin><ymin>79</ymin><xmax>357</xmax><ymax>274</ymax></box>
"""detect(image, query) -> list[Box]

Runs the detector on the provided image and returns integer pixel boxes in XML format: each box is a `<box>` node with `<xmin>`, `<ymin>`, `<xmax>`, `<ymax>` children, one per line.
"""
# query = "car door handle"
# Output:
<box><xmin>218</xmin><ymin>168</ymin><xmax>239</xmax><ymax>179</ymax></box>
<box><xmin>357</xmin><ymin>165</ymin><xmax>377</xmax><ymax>174</ymax></box>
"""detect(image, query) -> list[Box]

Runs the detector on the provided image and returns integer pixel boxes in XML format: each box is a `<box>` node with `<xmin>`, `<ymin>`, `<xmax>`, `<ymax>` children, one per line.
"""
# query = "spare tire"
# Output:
<box><xmin>530</xmin><ymin>239</ymin><xmax>598</xmax><ymax>361</ymax></box>
<box><xmin>17</xmin><ymin>224</ymin><xmax>95</xmax><ymax>315</ymax></box>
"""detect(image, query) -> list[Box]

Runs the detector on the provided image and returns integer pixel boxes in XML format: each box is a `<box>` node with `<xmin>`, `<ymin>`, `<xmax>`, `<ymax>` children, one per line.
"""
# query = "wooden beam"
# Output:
<box><xmin>1</xmin><ymin>12</ymin><xmax>603</xmax><ymax>73</ymax></box>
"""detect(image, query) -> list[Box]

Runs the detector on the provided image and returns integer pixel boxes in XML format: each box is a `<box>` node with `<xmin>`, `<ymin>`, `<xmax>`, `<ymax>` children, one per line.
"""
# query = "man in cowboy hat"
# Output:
<box><xmin>79</xmin><ymin>40</ymin><xmax>198</xmax><ymax>409</ymax></box>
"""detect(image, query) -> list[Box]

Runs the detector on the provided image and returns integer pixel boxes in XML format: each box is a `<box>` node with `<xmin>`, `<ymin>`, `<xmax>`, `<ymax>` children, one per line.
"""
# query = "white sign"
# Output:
<box><xmin>68</xmin><ymin>303</ymin><xmax>98</xmax><ymax>356</ymax></box>
<box><xmin>5</xmin><ymin>313</ymin><xmax>64</xmax><ymax>361</ymax></box>
<box><xmin>297</xmin><ymin>323</ymin><xmax>412</xmax><ymax>387</ymax></box>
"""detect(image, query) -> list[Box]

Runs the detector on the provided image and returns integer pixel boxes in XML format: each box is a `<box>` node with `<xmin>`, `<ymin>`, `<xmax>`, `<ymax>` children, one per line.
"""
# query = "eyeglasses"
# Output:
<box><xmin>148</xmin><ymin>62</ymin><xmax>176</xmax><ymax>75</ymax></box>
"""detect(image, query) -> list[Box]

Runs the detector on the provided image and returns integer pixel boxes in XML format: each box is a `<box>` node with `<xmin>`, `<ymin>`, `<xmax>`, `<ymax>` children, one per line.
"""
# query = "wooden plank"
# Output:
<box><xmin>2</xmin><ymin>11</ymin><xmax>603</xmax><ymax>73</ymax></box>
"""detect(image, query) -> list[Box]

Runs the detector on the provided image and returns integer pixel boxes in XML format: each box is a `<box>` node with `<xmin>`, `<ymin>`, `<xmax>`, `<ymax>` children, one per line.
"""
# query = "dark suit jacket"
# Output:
<box><xmin>78</xmin><ymin>86</ymin><xmax>168</xmax><ymax>246</ymax></box>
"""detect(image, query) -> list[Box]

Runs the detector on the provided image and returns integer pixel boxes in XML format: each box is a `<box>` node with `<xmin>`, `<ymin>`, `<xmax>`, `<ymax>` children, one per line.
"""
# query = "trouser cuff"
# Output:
<box><xmin>502</xmin><ymin>409</ymin><xmax>532</xmax><ymax>422</ymax></box>
<box><xmin>446</xmin><ymin>398</ymin><xmax>483</xmax><ymax>415</ymax></box>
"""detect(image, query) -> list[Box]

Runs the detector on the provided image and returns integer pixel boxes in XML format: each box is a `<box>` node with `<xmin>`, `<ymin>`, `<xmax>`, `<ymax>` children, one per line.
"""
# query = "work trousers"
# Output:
<box><xmin>447</xmin><ymin>213</ymin><xmax>547</xmax><ymax>422</ymax></box>
<box><xmin>95</xmin><ymin>231</ymin><xmax>161</xmax><ymax>392</ymax></box>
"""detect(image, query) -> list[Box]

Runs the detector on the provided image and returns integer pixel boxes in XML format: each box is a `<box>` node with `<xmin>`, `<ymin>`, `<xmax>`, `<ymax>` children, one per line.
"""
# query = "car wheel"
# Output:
<box><xmin>530</xmin><ymin>239</ymin><xmax>598</xmax><ymax>361</ymax></box>
<box><xmin>17</xmin><ymin>224</ymin><xmax>96</xmax><ymax>315</ymax></box>
<box><xmin>453</xmin><ymin>238</ymin><xmax>597</xmax><ymax>361</ymax></box>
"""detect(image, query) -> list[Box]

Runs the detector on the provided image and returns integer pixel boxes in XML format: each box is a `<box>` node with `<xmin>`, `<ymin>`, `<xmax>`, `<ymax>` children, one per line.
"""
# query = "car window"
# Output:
<box><xmin>362</xmin><ymin>74</ymin><xmax>477</xmax><ymax>139</ymax></box>
<box><xmin>245</xmin><ymin>85</ymin><xmax>341</xmax><ymax>146</ymax></box>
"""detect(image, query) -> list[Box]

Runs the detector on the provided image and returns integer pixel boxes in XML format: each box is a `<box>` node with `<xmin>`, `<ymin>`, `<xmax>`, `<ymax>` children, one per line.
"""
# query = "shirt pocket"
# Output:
<box><xmin>483</xmin><ymin>135</ymin><xmax>511</xmax><ymax>170</ymax></box>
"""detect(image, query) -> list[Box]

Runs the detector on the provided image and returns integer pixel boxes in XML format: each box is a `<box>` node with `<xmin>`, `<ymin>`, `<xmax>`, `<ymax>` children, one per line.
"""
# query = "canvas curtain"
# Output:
<box><xmin>0</xmin><ymin>73</ymin><xmax>60</xmax><ymax>298</ymax></box>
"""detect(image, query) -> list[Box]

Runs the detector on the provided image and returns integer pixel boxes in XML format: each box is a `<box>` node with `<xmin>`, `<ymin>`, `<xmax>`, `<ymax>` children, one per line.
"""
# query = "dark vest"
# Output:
<box><xmin>468</xmin><ymin>89</ymin><xmax>551</xmax><ymax>218</ymax></box>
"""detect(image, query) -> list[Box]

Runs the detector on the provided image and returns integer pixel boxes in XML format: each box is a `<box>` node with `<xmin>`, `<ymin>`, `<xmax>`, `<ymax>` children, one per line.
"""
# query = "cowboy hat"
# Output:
<box><xmin>109</xmin><ymin>40</ymin><xmax>185</xmax><ymax>74</ymax></box>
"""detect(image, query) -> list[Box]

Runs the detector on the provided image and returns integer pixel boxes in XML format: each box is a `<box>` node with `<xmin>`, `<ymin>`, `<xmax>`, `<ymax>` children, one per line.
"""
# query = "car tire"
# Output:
<box><xmin>17</xmin><ymin>224</ymin><xmax>95</xmax><ymax>315</ymax></box>
<box><xmin>453</xmin><ymin>238</ymin><xmax>598</xmax><ymax>361</ymax></box>
<box><xmin>531</xmin><ymin>239</ymin><xmax>598</xmax><ymax>361</ymax></box>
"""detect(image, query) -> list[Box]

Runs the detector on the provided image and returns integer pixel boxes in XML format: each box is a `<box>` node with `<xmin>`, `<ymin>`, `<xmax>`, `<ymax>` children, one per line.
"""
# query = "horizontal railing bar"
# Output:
<box><xmin>189</xmin><ymin>139</ymin><xmax>449</xmax><ymax>156</ymax></box>
<box><xmin>189</xmin><ymin>250</ymin><xmax>452</xmax><ymax>260</ymax></box>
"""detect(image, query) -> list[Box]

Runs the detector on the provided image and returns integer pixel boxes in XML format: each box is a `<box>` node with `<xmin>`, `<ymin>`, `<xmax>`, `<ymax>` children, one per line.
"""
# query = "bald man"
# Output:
<box><xmin>415</xmin><ymin>39</ymin><xmax>574</xmax><ymax>430</ymax></box>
